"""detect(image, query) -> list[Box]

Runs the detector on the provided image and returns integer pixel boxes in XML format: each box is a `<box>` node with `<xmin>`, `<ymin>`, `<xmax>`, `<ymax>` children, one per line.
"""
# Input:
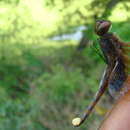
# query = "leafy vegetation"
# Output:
<box><xmin>0</xmin><ymin>0</ymin><xmax>130</xmax><ymax>130</ymax></box>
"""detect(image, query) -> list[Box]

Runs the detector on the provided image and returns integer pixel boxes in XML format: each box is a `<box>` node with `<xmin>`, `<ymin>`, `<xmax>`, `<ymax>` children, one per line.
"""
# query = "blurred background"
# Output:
<box><xmin>0</xmin><ymin>0</ymin><xmax>130</xmax><ymax>130</ymax></box>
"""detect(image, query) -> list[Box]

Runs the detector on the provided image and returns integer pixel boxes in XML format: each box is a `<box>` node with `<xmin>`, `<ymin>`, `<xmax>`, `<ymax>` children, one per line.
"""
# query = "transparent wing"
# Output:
<box><xmin>91</xmin><ymin>40</ymin><xmax>107</xmax><ymax>63</ymax></box>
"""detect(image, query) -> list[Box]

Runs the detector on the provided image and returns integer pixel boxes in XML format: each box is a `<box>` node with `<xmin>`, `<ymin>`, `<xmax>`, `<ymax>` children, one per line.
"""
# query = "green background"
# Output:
<box><xmin>0</xmin><ymin>0</ymin><xmax>130</xmax><ymax>129</ymax></box>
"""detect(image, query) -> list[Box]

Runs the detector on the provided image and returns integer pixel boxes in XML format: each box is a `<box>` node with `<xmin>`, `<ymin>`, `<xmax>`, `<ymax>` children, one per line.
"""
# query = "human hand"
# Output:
<box><xmin>99</xmin><ymin>89</ymin><xmax>130</xmax><ymax>130</ymax></box>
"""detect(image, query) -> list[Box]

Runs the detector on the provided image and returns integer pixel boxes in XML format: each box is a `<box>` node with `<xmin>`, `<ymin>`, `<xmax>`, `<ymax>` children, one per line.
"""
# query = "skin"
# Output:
<box><xmin>99</xmin><ymin>76</ymin><xmax>130</xmax><ymax>130</ymax></box>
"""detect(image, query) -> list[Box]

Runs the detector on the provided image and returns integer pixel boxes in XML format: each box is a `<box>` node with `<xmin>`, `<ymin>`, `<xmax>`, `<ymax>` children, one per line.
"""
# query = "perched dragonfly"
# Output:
<box><xmin>72</xmin><ymin>20</ymin><xmax>130</xmax><ymax>127</ymax></box>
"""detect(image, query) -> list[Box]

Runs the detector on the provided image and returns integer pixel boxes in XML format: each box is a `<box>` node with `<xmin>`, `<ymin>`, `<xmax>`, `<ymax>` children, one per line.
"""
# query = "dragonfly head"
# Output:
<box><xmin>95</xmin><ymin>20</ymin><xmax>111</xmax><ymax>36</ymax></box>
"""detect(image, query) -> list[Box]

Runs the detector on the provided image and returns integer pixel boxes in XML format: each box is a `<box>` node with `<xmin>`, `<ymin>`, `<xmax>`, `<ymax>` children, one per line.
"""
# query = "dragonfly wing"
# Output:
<box><xmin>108</xmin><ymin>61</ymin><xmax>127</xmax><ymax>99</ymax></box>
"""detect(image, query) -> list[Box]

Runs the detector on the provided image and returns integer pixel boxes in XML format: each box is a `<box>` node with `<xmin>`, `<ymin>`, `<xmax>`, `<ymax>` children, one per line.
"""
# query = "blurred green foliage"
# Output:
<box><xmin>0</xmin><ymin>0</ymin><xmax>130</xmax><ymax>130</ymax></box>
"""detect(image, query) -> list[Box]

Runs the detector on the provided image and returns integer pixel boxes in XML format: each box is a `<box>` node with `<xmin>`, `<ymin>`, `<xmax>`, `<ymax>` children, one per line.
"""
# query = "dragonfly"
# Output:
<box><xmin>72</xmin><ymin>20</ymin><xmax>130</xmax><ymax>127</ymax></box>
